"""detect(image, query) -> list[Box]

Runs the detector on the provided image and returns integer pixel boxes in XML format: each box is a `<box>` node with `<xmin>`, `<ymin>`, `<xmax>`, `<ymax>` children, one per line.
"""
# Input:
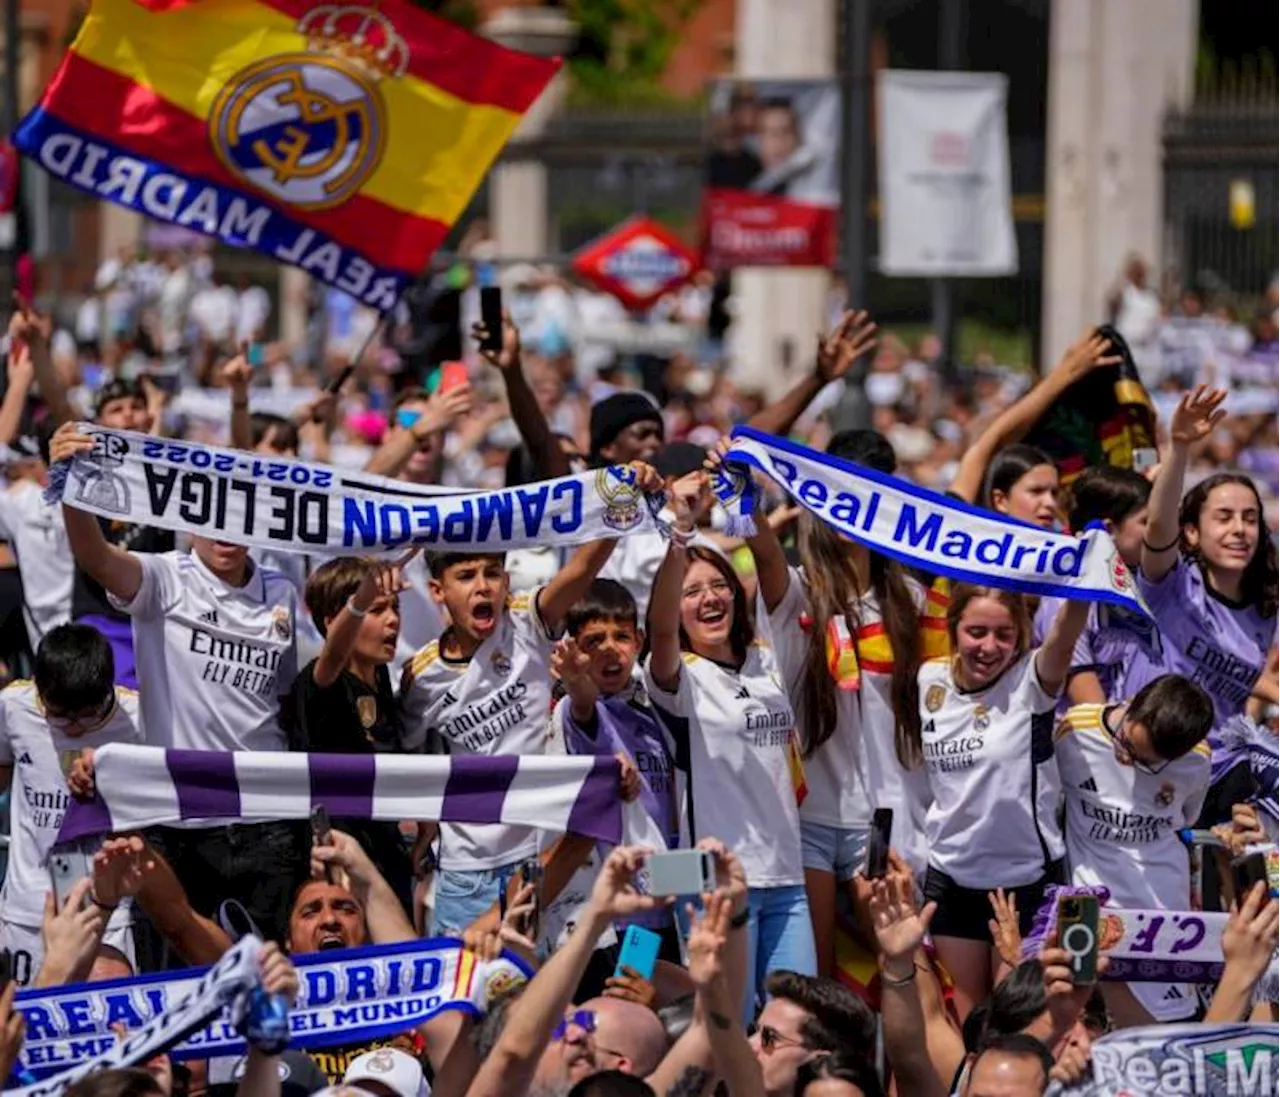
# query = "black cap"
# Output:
<box><xmin>589</xmin><ymin>393</ymin><xmax>663</xmax><ymax>459</ymax></box>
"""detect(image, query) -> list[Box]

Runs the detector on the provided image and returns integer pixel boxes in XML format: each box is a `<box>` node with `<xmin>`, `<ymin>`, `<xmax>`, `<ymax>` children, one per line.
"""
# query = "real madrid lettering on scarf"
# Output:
<box><xmin>49</xmin><ymin>427</ymin><xmax>663</xmax><ymax>559</ymax></box>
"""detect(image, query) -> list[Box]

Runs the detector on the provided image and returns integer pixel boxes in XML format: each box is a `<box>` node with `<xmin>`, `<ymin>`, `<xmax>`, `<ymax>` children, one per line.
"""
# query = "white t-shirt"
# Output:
<box><xmin>392</xmin><ymin>554</ymin><xmax>445</xmax><ymax>680</ymax></box>
<box><xmin>0</xmin><ymin>682</ymin><xmax>143</xmax><ymax>926</ymax></box>
<box><xmin>1056</xmin><ymin>704</ymin><xmax>1209</xmax><ymax>909</ymax></box>
<box><xmin>768</xmin><ymin>568</ymin><xmax>933</xmax><ymax>870</ymax></box>
<box><xmin>919</xmin><ymin>652</ymin><xmax>1065</xmax><ymax>889</ymax></box>
<box><xmin>644</xmin><ymin>642</ymin><xmax>803</xmax><ymax>888</ymax></box>
<box><xmin>0</xmin><ymin>483</ymin><xmax>75</xmax><ymax>646</ymax></box>
<box><xmin>400</xmin><ymin>591</ymin><xmax>556</xmax><ymax>871</ymax></box>
<box><xmin>112</xmin><ymin>552</ymin><xmax>298</xmax><ymax>752</ymax></box>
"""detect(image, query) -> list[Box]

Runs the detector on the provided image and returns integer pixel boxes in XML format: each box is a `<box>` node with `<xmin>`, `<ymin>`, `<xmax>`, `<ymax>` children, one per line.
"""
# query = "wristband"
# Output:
<box><xmin>88</xmin><ymin>890</ymin><xmax>118</xmax><ymax>913</ymax></box>
<box><xmin>670</xmin><ymin>524</ymin><xmax>696</xmax><ymax>548</ymax></box>
<box><xmin>879</xmin><ymin>966</ymin><xmax>917</xmax><ymax>987</ymax></box>
<box><xmin>1142</xmin><ymin>533</ymin><xmax>1181</xmax><ymax>554</ymax></box>
<box><xmin>346</xmin><ymin>597</ymin><xmax>368</xmax><ymax>618</ymax></box>
<box><xmin>729</xmin><ymin>907</ymin><xmax>749</xmax><ymax>930</ymax></box>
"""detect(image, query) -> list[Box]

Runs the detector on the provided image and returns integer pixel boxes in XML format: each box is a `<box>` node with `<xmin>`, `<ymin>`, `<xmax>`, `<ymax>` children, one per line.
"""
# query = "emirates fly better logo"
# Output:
<box><xmin>571</xmin><ymin>215</ymin><xmax>699</xmax><ymax>312</ymax></box>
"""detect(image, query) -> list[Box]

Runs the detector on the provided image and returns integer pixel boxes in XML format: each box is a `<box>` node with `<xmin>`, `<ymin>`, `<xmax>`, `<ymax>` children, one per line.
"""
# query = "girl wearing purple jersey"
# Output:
<box><xmin>1139</xmin><ymin>386</ymin><xmax>1278</xmax><ymax>733</ymax></box>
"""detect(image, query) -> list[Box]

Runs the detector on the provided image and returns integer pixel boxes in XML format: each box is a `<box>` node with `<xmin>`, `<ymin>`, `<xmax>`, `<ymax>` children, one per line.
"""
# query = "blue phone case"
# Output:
<box><xmin>615</xmin><ymin>925</ymin><xmax>662</xmax><ymax>981</ymax></box>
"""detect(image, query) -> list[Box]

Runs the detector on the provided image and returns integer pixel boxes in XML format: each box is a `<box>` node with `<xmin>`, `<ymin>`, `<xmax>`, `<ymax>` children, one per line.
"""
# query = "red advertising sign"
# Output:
<box><xmin>571</xmin><ymin>216</ymin><xmax>698</xmax><ymax>313</ymax></box>
<box><xmin>700</xmin><ymin>189</ymin><xmax>837</xmax><ymax>269</ymax></box>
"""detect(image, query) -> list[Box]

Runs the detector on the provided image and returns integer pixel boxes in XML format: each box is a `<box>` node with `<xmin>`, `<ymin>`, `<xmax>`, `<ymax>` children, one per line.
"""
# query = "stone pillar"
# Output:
<box><xmin>728</xmin><ymin>0</ymin><xmax>835</xmax><ymax>400</ymax></box>
<box><xmin>1041</xmin><ymin>0</ymin><xmax>1196</xmax><ymax>365</ymax></box>
<box><xmin>483</xmin><ymin>7</ymin><xmax>577</xmax><ymax>261</ymax></box>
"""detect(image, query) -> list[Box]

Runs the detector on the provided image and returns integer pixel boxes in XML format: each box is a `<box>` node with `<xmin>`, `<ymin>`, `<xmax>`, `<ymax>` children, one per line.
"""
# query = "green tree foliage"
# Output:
<box><xmin>404</xmin><ymin>0</ymin><xmax>480</xmax><ymax>31</ymax></box>
<box><xmin>567</xmin><ymin>0</ymin><xmax>706</xmax><ymax>106</ymax></box>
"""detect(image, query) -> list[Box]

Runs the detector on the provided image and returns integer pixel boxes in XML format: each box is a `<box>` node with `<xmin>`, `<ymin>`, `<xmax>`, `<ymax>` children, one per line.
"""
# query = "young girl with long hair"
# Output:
<box><xmin>918</xmin><ymin>584</ymin><xmax>1090</xmax><ymax>1019</ymax></box>
<box><xmin>645</xmin><ymin>472</ymin><xmax>814</xmax><ymax>1020</ymax></box>
<box><xmin>1138</xmin><ymin>385</ymin><xmax>1278</xmax><ymax>730</ymax></box>
<box><xmin>719</xmin><ymin>430</ymin><xmax>943</xmax><ymax>977</ymax></box>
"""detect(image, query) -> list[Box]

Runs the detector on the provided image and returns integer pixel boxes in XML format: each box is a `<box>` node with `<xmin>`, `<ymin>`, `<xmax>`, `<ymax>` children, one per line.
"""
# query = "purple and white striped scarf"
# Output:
<box><xmin>58</xmin><ymin>745</ymin><xmax>623</xmax><ymax>845</ymax></box>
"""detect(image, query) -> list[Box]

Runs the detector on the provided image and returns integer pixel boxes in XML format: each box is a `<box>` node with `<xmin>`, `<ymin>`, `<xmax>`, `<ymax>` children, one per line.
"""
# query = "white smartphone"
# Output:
<box><xmin>49</xmin><ymin>849</ymin><xmax>90</xmax><ymax>910</ymax></box>
<box><xmin>647</xmin><ymin>850</ymin><xmax>716</xmax><ymax>897</ymax></box>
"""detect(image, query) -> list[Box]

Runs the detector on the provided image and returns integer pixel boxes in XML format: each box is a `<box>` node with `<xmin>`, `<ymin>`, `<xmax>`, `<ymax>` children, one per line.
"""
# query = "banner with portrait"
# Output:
<box><xmin>700</xmin><ymin>79</ymin><xmax>839</xmax><ymax>269</ymax></box>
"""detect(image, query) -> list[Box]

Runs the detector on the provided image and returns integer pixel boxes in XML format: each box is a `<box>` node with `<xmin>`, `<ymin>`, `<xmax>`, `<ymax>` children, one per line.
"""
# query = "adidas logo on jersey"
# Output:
<box><xmin>441</xmin><ymin>691</ymin><xmax>458</xmax><ymax>708</ymax></box>
<box><xmin>1163</xmin><ymin>986</ymin><xmax>1183</xmax><ymax>1000</ymax></box>
<box><xmin>735</xmin><ymin>685</ymin><xmax>751</xmax><ymax>700</ymax></box>
<box><xmin>16</xmin><ymin>752</ymin><xmax>32</xmax><ymax>765</ymax></box>
<box><xmin>1078</xmin><ymin>778</ymin><xmax>1098</xmax><ymax>792</ymax></box>
<box><xmin>198</xmin><ymin>610</ymin><xmax>219</xmax><ymax>626</ymax></box>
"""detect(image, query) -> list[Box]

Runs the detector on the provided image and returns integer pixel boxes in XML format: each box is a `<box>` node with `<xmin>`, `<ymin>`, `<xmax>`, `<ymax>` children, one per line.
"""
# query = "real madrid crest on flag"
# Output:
<box><xmin>12</xmin><ymin>0</ymin><xmax>559</xmax><ymax>309</ymax></box>
<box><xmin>596</xmin><ymin>466</ymin><xmax>647</xmax><ymax>533</ymax></box>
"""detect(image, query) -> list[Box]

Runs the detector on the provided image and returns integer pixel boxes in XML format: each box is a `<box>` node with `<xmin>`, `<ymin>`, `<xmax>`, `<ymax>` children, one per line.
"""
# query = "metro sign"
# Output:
<box><xmin>571</xmin><ymin>215</ymin><xmax>699</xmax><ymax>313</ymax></box>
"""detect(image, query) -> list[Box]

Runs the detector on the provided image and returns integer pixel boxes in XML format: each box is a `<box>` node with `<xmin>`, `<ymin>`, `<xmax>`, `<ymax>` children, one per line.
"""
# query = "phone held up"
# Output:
<box><xmin>311</xmin><ymin>804</ymin><xmax>335</xmax><ymax>884</ymax></box>
<box><xmin>1057</xmin><ymin>894</ymin><xmax>1099</xmax><ymax>986</ymax></box>
<box><xmin>615</xmin><ymin>924</ymin><xmax>662</xmax><ymax>982</ymax></box>
<box><xmin>480</xmin><ymin>286</ymin><xmax>503</xmax><ymax>353</ymax></box>
<box><xmin>865</xmin><ymin>807</ymin><xmax>893</xmax><ymax>880</ymax></box>
<box><xmin>500</xmin><ymin>858</ymin><xmax>543</xmax><ymax>941</ymax></box>
<box><xmin>647</xmin><ymin>849</ymin><xmax>716</xmax><ymax>898</ymax></box>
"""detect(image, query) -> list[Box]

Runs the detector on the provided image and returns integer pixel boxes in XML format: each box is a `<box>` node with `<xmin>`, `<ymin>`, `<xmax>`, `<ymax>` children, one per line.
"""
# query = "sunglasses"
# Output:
<box><xmin>551</xmin><ymin>1010</ymin><xmax>627</xmax><ymax>1061</ymax></box>
<box><xmin>751</xmin><ymin>1023</ymin><xmax>810</xmax><ymax>1054</ymax></box>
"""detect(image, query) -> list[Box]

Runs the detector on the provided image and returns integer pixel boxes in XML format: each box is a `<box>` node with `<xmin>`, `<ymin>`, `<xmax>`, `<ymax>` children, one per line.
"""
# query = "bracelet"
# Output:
<box><xmin>729</xmin><ymin>907</ymin><xmax>749</xmax><ymax>930</ymax></box>
<box><xmin>670</xmin><ymin>524</ymin><xmax>696</xmax><ymax>548</ymax></box>
<box><xmin>88</xmin><ymin>890</ymin><xmax>118</xmax><ymax>913</ymax></box>
<box><xmin>1142</xmin><ymin>533</ymin><xmax>1181</xmax><ymax>553</ymax></box>
<box><xmin>346</xmin><ymin>597</ymin><xmax>368</xmax><ymax>618</ymax></box>
<box><xmin>879</xmin><ymin>965</ymin><xmax>917</xmax><ymax>987</ymax></box>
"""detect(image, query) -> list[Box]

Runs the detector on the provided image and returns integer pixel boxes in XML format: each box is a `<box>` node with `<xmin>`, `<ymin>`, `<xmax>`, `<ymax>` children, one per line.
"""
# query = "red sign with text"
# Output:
<box><xmin>571</xmin><ymin>216</ymin><xmax>699</xmax><ymax>313</ymax></box>
<box><xmin>700</xmin><ymin>188</ymin><xmax>836</xmax><ymax>270</ymax></box>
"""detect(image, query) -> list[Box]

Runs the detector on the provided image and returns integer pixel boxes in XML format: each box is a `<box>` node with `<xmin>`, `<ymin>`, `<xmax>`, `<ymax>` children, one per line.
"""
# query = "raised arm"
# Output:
<box><xmin>51</xmin><ymin>424</ymin><xmax>144</xmax><ymax>603</ymax></box>
<box><xmin>950</xmin><ymin>330</ymin><xmax>1122</xmax><ymax>504</ymax></box>
<box><xmin>1140</xmin><ymin>385</ymin><xmax>1227</xmax><ymax>584</ymax></box>
<box><xmin>746</xmin><ymin>310</ymin><xmax>877</xmax><ymax>438</ymax></box>
<box><xmin>224</xmin><ymin>350</ymin><xmax>254</xmax><ymax>451</ymax></box>
<box><xmin>363</xmin><ymin>385</ymin><xmax>473</xmax><ymax>479</ymax></box>
<box><xmin>473</xmin><ymin>311</ymin><xmax>569</xmax><ymax>480</ymax></box>
<box><xmin>1034</xmin><ymin>598</ymin><xmax>1091</xmax><ymax>696</ymax></box>
<box><xmin>705</xmin><ymin>438</ymin><xmax>789</xmax><ymax>612</ymax></box>
<box><xmin>1205</xmin><ymin>882</ymin><xmax>1280</xmax><ymax>1023</ymax></box>
<box><xmin>7</xmin><ymin>298</ymin><xmax>80</xmax><ymax>426</ymax></box>
<box><xmin>0</xmin><ymin>344</ymin><xmax>33</xmax><ymax>447</ymax></box>
<box><xmin>647</xmin><ymin>473</ymin><xmax>705</xmax><ymax>691</ymax></box>
<box><xmin>311</xmin><ymin>829</ymin><xmax>415</xmax><ymax>943</ymax></box>
<box><xmin>235</xmin><ymin>944</ymin><xmax>300</xmax><ymax>1097</ymax></box>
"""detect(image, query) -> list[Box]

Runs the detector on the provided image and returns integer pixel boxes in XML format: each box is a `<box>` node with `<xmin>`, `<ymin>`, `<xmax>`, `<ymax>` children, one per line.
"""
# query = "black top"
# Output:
<box><xmin>280</xmin><ymin>660</ymin><xmax>401</xmax><ymax>754</ymax></box>
<box><xmin>72</xmin><ymin>518</ymin><xmax>174</xmax><ymax>621</ymax></box>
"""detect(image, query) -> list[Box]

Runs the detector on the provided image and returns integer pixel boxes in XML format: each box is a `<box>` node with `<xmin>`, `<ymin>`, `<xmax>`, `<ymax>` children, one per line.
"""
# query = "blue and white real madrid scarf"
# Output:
<box><xmin>47</xmin><ymin>426</ymin><xmax>664</xmax><ymax>557</ymax></box>
<box><xmin>715</xmin><ymin>427</ymin><xmax>1151</xmax><ymax>615</ymax></box>
<box><xmin>12</xmin><ymin>937</ymin><xmax>528</xmax><ymax>1084</ymax></box>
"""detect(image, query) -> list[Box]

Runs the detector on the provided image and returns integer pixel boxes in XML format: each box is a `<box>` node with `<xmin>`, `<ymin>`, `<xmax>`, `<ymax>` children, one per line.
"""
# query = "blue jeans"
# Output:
<box><xmin>679</xmin><ymin>884</ymin><xmax>817</xmax><ymax>1025</ymax></box>
<box><xmin>430</xmin><ymin>863</ymin><xmax>518</xmax><ymax>938</ymax></box>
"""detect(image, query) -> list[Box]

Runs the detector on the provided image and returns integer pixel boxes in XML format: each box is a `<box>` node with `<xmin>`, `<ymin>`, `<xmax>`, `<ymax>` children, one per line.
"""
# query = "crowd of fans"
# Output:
<box><xmin>0</xmin><ymin>239</ymin><xmax>1272</xmax><ymax>1097</ymax></box>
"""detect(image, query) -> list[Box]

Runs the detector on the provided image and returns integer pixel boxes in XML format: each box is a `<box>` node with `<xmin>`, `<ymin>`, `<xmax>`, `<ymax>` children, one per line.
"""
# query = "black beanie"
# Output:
<box><xmin>589</xmin><ymin>392</ymin><xmax>663</xmax><ymax>459</ymax></box>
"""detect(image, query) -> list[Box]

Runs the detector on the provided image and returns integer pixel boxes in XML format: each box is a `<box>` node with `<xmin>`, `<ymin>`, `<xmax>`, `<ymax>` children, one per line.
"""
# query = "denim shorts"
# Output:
<box><xmin>800</xmin><ymin>821</ymin><xmax>870</xmax><ymax>883</ymax></box>
<box><xmin>430</xmin><ymin>862</ymin><xmax>520</xmax><ymax>938</ymax></box>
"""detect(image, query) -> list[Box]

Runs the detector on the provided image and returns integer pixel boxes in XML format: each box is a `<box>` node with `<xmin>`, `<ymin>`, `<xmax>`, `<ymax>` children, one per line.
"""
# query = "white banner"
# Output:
<box><xmin>878</xmin><ymin>70</ymin><xmax>1018</xmax><ymax>276</ymax></box>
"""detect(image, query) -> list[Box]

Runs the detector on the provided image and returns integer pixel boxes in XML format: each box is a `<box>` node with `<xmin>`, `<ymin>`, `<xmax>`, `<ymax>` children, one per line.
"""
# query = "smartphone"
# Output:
<box><xmin>439</xmin><ymin>361</ymin><xmax>469</xmax><ymax>393</ymax></box>
<box><xmin>326</xmin><ymin>363</ymin><xmax>356</xmax><ymax>394</ymax></box>
<box><xmin>246</xmin><ymin>343</ymin><xmax>266</xmax><ymax>368</ymax></box>
<box><xmin>311</xmin><ymin>804</ymin><xmax>335</xmax><ymax>884</ymax></box>
<box><xmin>648</xmin><ymin>849</ymin><xmax>716</xmax><ymax>897</ymax></box>
<box><xmin>479</xmin><ymin>286</ymin><xmax>503</xmax><ymax>352</ymax></box>
<box><xmin>1057</xmin><ymin>894</ymin><xmax>1100</xmax><ymax>986</ymax></box>
<box><xmin>1232</xmin><ymin>852</ymin><xmax>1271</xmax><ymax>899</ymax></box>
<box><xmin>865</xmin><ymin>808</ymin><xmax>893</xmax><ymax>880</ymax></box>
<box><xmin>615</xmin><ymin>925</ymin><xmax>662</xmax><ymax>982</ymax></box>
<box><xmin>515</xmin><ymin>858</ymin><xmax>542</xmax><ymax>941</ymax></box>
<box><xmin>49</xmin><ymin>849</ymin><xmax>90</xmax><ymax>911</ymax></box>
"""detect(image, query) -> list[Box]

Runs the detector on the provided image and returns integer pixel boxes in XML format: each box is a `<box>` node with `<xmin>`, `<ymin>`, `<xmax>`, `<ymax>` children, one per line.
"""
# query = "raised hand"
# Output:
<box><xmin>667</xmin><ymin>471</ymin><xmax>708</xmax><ymax>532</ymax></box>
<box><xmin>1056</xmin><ymin>329</ymin><xmax>1124</xmax><ymax>380</ymax></box>
<box><xmin>617</xmin><ymin>753</ymin><xmax>642</xmax><ymax>803</ymax></box>
<box><xmin>7</xmin><ymin>293</ymin><xmax>52</xmax><ymax>347</ymax></box>
<box><xmin>39</xmin><ymin>878</ymin><xmax>105</xmax><ymax>986</ymax></box>
<box><xmin>698</xmin><ymin>837</ymin><xmax>748</xmax><ymax>910</ymax></box>
<box><xmin>221</xmin><ymin>347</ymin><xmax>253</xmax><ymax>392</ymax></box>
<box><xmin>1221</xmin><ymin>881</ymin><xmax>1280</xmax><ymax>987</ymax></box>
<box><xmin>869</xmin><ymin>856</ymin><xmax>936</xmax><ymax>968</ymax></box>
<box><xmin>686</xmin><ymin>889</ymin><xmax>732</xmax><ymax>990</ymax></box>
<box><xmin>258</xmin><ymin>941</ymin><xmax>300</xmax><ymax>1006</ymax></box>
<box><xmin>48</xmin><ymin>422</ymin><xmax>96</xmax><ymax>467</ymax></box>
<box><xmin>604</xmin><ymin>966</ymin><xmax>657</xmax><ymax>1009</ymax></box>
<box><xmin>92</xmin><ymin>835</ymin><xmax>157</xmax><ymax>907</ymax></box>
<box><xmin>0</xmin><ymin>982</ymin><xmax>24</xmax><ymax>1082</ymax></box>
<box><xmin>1168</xmin><ymin>385</ymin><xmax>1228</xmax><ymax>448</ymax></box>
<box><xmin>310</xmin><ymin>827</ymin><xmax>376</xmax><ymax>891</ymax></box>
<box><xmin>551</xmin><ymin>636</ymin><xmax>596</xmax><ymax>708</ymax></box>
<box><xmin>6</xmin><ymin>342</ymin><xmax>34</xmax><ymax>390</ymax></box>
<box><xmin>588</xmin><ymin>845</ymin><xmax>669</xmax><ymax>921</ymax></box>
<box><xmin>351</xmin><ymin>546</ymin><xmax>420</xmax><ymax>614</ymax></box>
<box><xmin>472</xmin><ymin>309</ymin><xmax>522</xmax><ymax>372</ymax></box>
<box><xmin>412</xmin><ymin>382</ymin><xmax>474</xmax><ymax>438</ymax></box>
<box><xmin>1036</xmin><ymin>928</ymin><xmax>1111</xmax><ymax>1043</ymax></box>
<box><xmin>627</xmin><ymin>461</ymin><xmax>664</xmax><ymax>496</ymax></box>
<box><xmin>987</xmin><ymin>887</ymin><xmax>1022</xmax><ymax>970</ymax></box>
<box><xmin>815</xmin><ymin>309</ymin><xmax>877</xmax><ymax>383</ymax></box>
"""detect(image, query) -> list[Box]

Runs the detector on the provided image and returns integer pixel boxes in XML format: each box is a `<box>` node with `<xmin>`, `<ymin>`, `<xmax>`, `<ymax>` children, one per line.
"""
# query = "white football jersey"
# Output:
<box><xmin>400</xmin><ymin>590</ymin><xmax>556</xmax><ymax>871</ymax></box>
<box><xmin>644</xmin><ymin>640</ymin><xmax>804</xmax><ymax>888</ymax></box>
<box><xmin>918</xmin><ymin>651</ymin><xmax>1066</xmax><ymax>889</ymax></box>
<box><xmin>0</xmin><ymin>482</ymin><xmax>74</xmax><ymax>646</ymax></box>
<box><xmin>1056</xmin><ymin>704</ymin><xmax>1209</xmax><ymax>909</ymax></box>
<box><xmin>0</xmin><ymin>681</ymin><xmax>143</xmax><ymax>926</ymax></box>
<box><xmin>112</xmin><ymin>552</ymin><xmax>298</xmax><ymax>752</ymax></box>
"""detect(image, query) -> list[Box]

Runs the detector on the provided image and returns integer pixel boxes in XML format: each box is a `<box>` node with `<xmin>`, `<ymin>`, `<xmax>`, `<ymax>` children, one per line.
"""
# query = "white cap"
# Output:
<box><xmin>343</xmin><ymin>1048</ymin><xmax>430</xmax><ymax>1097</ymax></box>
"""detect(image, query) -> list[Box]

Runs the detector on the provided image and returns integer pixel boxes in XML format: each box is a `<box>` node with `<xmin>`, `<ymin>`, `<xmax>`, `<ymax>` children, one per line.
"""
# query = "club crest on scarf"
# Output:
<box><xmin>76</xmin><ymin>431</ymin><xmax>131</xmax><ymax>516</ymax></box>
<box><xmin>211</xmin><ymin>6</ymin><xmax>405</xmax><ymax>212</ymax></box>
<box><xmin>596</xmin><ymin>466</ymin><xmax>646</xmax><ymax>533</ymax></box>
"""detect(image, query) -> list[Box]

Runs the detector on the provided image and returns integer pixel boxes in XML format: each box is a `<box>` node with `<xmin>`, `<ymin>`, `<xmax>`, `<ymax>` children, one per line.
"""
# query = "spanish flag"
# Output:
<box><xmin>13</xmin><ymin>0</ymin><xmax>558</xmax><ymax>309</ymax></box>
